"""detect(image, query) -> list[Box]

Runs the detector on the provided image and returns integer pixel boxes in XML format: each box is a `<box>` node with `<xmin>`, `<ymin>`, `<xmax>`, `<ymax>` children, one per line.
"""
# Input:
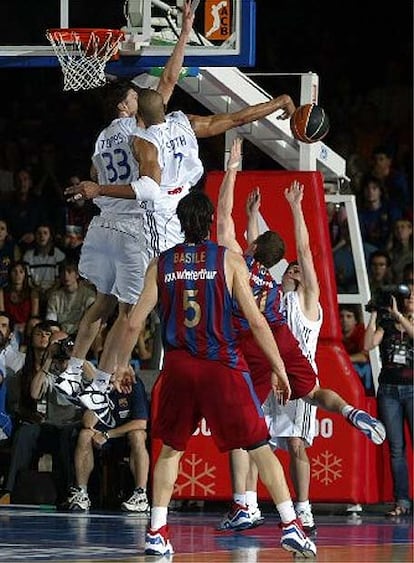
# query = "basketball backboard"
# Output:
<box><xmin>0</xmin><ymin>0</ymin><xmax>256</xmax><ymax>74</ymax></box>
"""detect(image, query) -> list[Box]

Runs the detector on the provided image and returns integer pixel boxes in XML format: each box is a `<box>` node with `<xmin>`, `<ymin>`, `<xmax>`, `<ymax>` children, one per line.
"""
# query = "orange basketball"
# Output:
<box><xmin>290</xmin><ymin>103</ymin><xmax>330</xmax><ymax>143</ymax></box>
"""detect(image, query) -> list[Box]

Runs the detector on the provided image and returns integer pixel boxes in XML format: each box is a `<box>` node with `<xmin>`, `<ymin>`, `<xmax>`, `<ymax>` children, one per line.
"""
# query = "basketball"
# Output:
<box><xmin>290</xmin><ymin>104</ymin><xmax>330</xmax><ymax>143</ymax></box>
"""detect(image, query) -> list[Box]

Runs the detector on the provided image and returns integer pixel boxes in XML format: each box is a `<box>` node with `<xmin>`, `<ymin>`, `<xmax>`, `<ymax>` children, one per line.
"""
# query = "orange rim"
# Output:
<box><xmin>46</xmin><ymin>28</ymin><xmax>124</xmax><ymax>47</ymax></box>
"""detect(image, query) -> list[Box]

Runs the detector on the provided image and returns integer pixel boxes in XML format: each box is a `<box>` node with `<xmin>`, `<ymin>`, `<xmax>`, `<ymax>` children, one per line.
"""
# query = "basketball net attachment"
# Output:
<box><xmin>46</xmin><ymin>28</ymin><xmax>124</xmax><ymax>92</ymax></box>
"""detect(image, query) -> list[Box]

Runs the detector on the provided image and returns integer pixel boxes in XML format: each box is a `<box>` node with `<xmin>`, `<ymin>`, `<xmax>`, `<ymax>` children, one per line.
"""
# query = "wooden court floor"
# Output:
<box><xmin>0</xmin><ymin>504</ymin><xmax>412</xmax><ymax>562</ymax></box>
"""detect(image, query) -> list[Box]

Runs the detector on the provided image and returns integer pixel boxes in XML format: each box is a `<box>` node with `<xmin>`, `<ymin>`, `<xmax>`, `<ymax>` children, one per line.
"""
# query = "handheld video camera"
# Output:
<box><xmin>52</xmin><ymin>336</ymin><xmax>75</xmax><ymax>361</ymax></box>
<box><xmin>365</xmin><ymin>284</ymin><xmax>411</xmax><ymax>319</ymax></box>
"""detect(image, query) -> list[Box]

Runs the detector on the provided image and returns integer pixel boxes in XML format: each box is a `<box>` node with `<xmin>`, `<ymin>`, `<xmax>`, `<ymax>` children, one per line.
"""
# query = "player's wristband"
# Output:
<box><xmin>227</xmin><ymin>160</ymin><xmax>240</xmax><ymax>170</ymax></box>
<box><xmin>130</xmin><ymin>176</ymin><xmax>161</xmax><ymax>201</ymax></box>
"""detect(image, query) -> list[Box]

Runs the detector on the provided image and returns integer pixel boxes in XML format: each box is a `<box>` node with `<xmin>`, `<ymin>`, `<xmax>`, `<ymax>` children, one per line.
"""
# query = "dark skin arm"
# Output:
<box><xmin>188</xmin><ymin>94</ymin><xmax>296</xmax><ymax>138</ymax></box>
<box><xmin>64</xmin><ymin>138</ymin><xmax>161</xmax><ymax>201</ymax></box>
<box><xmin>156</xmin><ymin>0</ymin><xmax>195</xmax><ymax>105</ymax></box>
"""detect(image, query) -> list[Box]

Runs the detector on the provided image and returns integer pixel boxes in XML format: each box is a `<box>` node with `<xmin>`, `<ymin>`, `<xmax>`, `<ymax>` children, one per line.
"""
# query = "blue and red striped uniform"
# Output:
<box><xmin>157</xmin><ymin>240</ymin><xmax>248</xmax><ymax>371</ymax></box>
<box><xmin>234</xmin><ymin>255</ymin><xmax>317</xmax><ymax>401</ymax></box>
<box><xmin>154</xmin><ymin>240</ymin><xmax>268</xmax><ymax>452</ymax></box>
<box><xmin>234</xmin><ymin>255</ymin><xmax>287</xmax><ymax>333</ymax></box>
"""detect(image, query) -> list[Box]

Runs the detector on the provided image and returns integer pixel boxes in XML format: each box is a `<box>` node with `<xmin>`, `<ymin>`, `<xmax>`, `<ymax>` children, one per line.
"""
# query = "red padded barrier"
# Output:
<box><xmin>150</xmin><ymin>171</ymin><xmax>411</xmax><ymax>504</ymax></box>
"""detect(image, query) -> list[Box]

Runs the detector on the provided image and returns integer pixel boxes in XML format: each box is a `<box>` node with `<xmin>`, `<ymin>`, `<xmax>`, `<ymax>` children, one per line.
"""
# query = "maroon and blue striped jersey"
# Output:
<box><xmin>233</xmin><ymin>254</ymin><xmax>287</xmax><ymax>333</ymax></box>
<box><xmin>157</xmin><ymin>240</ymin><xmax>248</xmax><ymax>370</ymax></box>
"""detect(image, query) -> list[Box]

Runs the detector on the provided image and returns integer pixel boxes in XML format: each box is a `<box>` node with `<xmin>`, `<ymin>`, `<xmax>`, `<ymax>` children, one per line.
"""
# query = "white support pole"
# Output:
<box><xmin>60</xmin><ymin>0</ymin><xmax>69</xmax><ymax>28</ymax></box>
<box><xmin>121</xmin><ymin>0</ymin><xmax>153</xmax><ymax>50</ymax></box>
<box><xmin>325</xmin><ymin>193</ymin><xmax>382</xmax><ymax>392</ymax></box>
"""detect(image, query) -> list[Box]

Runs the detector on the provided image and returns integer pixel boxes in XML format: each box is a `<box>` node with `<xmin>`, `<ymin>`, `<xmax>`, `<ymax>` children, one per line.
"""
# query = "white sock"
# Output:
<box><xmin>341</xmin><ymin>404</ymin><xmax>353</xmax><ymax>418</ymax></box>
<box><xmin>233</xmin><ymin>493</ymin><xmax>246</xmax><ymax>506</ymax></box>
<box><xmin>151</xmin><ymin>506</ymin><xmax>168</xmax><ymax>530</ymax></box>
<box><xmin>276</xmin><ymin>500</ymin><xmax>296</xmax><ymax>524</ymax></box>
<box><xmin>246</xmin><ymin>490</ymin><xmax>258</xmax><ymax>511</ymax></box>
<box><xmin>66</xmin><ymin>357</ymin><xmax>84</xmax><ymax>375</ymax></box>
<box><xmin>92</xmin><ymin>369</ymin><xmax>111</xmax><ymax>391</ymax></box>
<box><xmin>295</xmin><ymin>500</ymin><xmax>310</xmax><ymax>512</ymax></box>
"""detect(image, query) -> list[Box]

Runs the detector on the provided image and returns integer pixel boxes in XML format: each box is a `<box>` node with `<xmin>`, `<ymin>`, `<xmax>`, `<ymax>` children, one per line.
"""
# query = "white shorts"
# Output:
<box><xmin>144</xmin><ymin>209</ymin><xmax>184</xmax><ymax>257</ymax></box>
<box><xmin>79</xmin><ymin>214</ymin><xmax>148</xmax><ymax>305</ymax></box>
<box><xmin>262</xmin><ymin>392</ymin><xmax>317</xmax><ymax>450</ymax></box>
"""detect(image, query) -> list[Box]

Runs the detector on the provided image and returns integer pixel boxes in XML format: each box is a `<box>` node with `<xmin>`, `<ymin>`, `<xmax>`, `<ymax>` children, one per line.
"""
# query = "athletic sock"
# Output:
<box><xmin>151</xmin><ymin>506</ymin><xmax>168</xmax><ymax>530</ymax></box>
<box><xmin>276</xmin><ymin>500</ymin><xmax>297</xmax><ymax>524</ymax></box>
<box><xmin>66</xmin><ymin>357</ymin><xmax>84</xmax><ymax>374</ymax></box>
<box><xmin>233</xmin><ymin>493</ymin><xmax>246</xmax><ymax>506</ymax></box>
<box><xmin>296</xmin><ymin>500</ymin><xmax>310</xmax><ymax>512</ymax></box>
<box><xmin>91</xmin><ymin>369</ymin><xmax>111</xmax><ymax>392</ymax></box>
<box><xmin>341</xmin><ymin>404</ymin><xmax>353</xmax><ymax>418</ymax></box>
<box><xmin>246</xmin><ymin>490</ymin><xmax>258</xmax><ymax>511</ymax></box>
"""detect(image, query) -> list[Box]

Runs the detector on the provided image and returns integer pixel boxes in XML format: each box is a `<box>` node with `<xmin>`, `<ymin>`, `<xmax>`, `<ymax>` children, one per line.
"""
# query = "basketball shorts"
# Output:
<box><xmin>239</xmin><ymin>324</ymin><xmax>317</xmax><ymax>400</ymax></box>
<box><xmin>79</xmin><ymin>214</ymin><xmax>148</xmax><ymax>304</ymax></box>
<box><xmin>151</xmin><ymin>349</ymin><xmax>269</xmax><ymax>452</ymax></box>
<box><xmin>144</xmin><ymin>208</ymin><xmax>185</xmax><ymax>258</ymax></box>
<box><xmin>262</xmin><ymin>393</ymin><xmax>317</xmax><ymax>449</ymax></box>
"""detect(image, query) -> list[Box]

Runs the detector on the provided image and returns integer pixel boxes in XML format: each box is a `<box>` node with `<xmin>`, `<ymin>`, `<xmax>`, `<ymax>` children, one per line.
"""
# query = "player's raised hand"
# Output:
<box><xmin>284</xmin><ymin>179</ymin><xmax>304</xmax><ymax>207</ymax></box>
<box><xmin>246</xmin><ymin>187</ymin><xmax>261</xmax><ymax>217</ymax></box>
<box><xmin>227</xmin><ymin>137</ymin><xmax>242</xmax><ymax>170</ymax></box>
<box><xmin>182</xmin><ymin>0</ymin><xmax>196</xmax><ymax>35</ymax></box>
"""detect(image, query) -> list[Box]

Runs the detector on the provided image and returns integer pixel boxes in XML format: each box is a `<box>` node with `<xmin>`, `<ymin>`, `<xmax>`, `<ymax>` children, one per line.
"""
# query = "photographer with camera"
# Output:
<box><xmin>364</xmin><ymin>283</ymin><xmax>413</xmax><ymax>517</ymax></box>
<box><xmin>1</xmin><ymin>322</ymin><xmax>83</xmax><ymax>506</ymax></box>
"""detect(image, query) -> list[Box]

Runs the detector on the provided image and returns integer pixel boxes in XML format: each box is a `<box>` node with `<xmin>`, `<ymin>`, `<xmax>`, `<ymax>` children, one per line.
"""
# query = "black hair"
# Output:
<box><xmin>102</xmin><ymin>79</ymin><xmax>136</xmax><ymax>123</ymax></box>
<box><xmin>176</xmin><ymin>191</ymin><xmax>214</xmax><ymax>244</ymax></box>
<box><xmin>339</xmin><ymin>304</ymin><xmax>362</xmax><ymax>323</ymax></box>
<box><xmin>369</xmin><ymin>250</ymin><xmax>391</xmax><ymax>268</ymax></box>
<box><xmin>372</xmin><ymin>144</ymin><xmax>394</xmax><ymax>159</ymax></box>
<box><xmin>0</xmin><ymin>310</ymin><xmax>14</xmax><ymax>333</ymax></box>
<box><xmin>361</xmin><ymin>173</ymin><xmax>385</xmax><ymax>193</ymax></box>
<box><xmin>59</xmin><ymin>259</ymin><xmax>78</xmax><ymax>275</ymax></box>
<box><xmin>137</xmin><ymin>88</ymin><xmax>165</xmax><ymax>127</ymax></box>
<box><xmin>283</xmin><ymin>260</ymin><xmax>299</xmax><ymax>275</ymax></box>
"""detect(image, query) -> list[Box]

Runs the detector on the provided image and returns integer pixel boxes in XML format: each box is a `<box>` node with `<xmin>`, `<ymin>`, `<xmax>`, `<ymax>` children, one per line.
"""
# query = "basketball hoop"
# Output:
<box><xmin>46</xmin><ymin>28</ymin><xmax>125</xmax><ymax>92</ymax></box>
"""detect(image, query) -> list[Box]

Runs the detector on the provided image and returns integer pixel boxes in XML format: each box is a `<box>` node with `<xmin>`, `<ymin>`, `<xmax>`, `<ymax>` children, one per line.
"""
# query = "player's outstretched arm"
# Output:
<box><xmin>64</xmin><ymin>139</ymin><xmax>161</xmax><ymax>202</ymax></box>
<box><xmin>157</xmin><ymin>0</ymin><xmax>195</xmax><ymax>106</ymax></box>
<box><xmin>188</xmin><ymin>94</ymin><xmax>296</xmax><ymax>138</ymax></box>
<box><xmin>246</xmin><ymin>187</ymin><xmax>261</xmax><ymax>244</ymax></box>
<box><xmin>217</xmin><ymin>137</ymin><xmax>243</xmax><ymax>254</ymax></box>
<box><xmin>285</xmin><ymin>180</ymin><xmax>320</xmax><ymax>306</ymax></box>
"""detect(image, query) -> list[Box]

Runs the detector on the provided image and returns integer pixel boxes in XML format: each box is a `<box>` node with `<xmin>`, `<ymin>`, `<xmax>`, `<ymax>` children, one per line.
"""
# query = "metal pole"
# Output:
<box><xmin>60</xmin><ymin>0</ymin><xmax>69</xmax><ymax>28</ymax></box>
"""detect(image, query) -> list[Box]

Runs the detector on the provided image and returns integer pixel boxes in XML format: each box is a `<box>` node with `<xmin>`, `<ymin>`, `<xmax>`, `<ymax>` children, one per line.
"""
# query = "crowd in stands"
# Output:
<box><xmin>330</xmin><ymin>142</ymin><xmax>413</xmax><ymax>393</ymax></box>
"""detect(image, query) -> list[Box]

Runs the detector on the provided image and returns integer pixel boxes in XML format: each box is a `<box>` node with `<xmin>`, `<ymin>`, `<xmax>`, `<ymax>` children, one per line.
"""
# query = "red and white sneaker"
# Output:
<box><xmin>217</xmin><ymin>502</ymin><xmax>252</xmax><ymax>531</ymax></box>
<box><xmin>280</xmin><ymin>518</ymin><xmax>317</xmax><ymax>558</ymax></box>
<box><xmin>144</xmin><ymin>525</ymin><xmax>174</xmax><ymax>556</ymax></box>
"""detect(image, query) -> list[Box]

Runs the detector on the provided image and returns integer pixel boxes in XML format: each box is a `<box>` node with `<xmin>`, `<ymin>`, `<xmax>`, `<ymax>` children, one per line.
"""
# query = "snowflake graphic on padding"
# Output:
<box><xmin>174</xmin><ymin>453</ymin><xmax>216</xmax><ymax>496</ymax></box>
<box><xmin>311</xmin><ymin>450</ymin><xmax>342</xmax><ymax>485</ymax></box>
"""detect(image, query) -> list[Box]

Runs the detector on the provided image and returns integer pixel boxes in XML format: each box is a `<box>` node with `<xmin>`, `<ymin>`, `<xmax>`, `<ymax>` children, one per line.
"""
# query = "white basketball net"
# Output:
<box><xmin>46</xmin><ymin>29</ymin><xmax>124</xmax><ymax>92</ymax></box>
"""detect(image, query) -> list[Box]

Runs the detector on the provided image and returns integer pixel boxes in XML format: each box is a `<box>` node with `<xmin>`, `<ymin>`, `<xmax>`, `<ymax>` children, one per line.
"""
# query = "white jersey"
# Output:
<box><xmin>92</xmin><ymin>117</ymin><xmax>143</xmax><ymax>217</ymax></box>
<box><xmin>263</xmin><ymin>290</ymin><xmax>323</xmax><ymax>449</ymax></box>
<box><xmin>134</xmin><ymin>111</ymin><xmax>204</xmax><ymax>255</ymax></box>
<box><xmin>283</xmin><ymin>291</ymin><xmax>322</xmax><ymax>373</ymax></box>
